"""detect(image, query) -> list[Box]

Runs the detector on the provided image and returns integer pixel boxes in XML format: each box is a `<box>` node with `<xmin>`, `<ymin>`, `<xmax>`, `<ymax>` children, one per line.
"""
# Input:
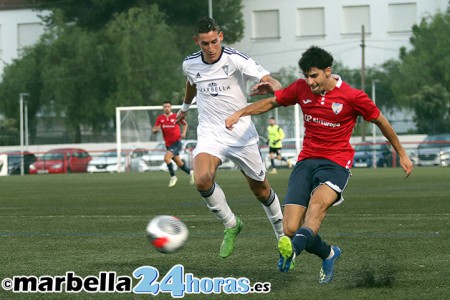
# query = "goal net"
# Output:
<box><xmin>115</xmin><ymin>104</ymin><xmax>303</xmax><ymax>172</ymax></box>
<box><xmin>115</xmin><ymin>105</ymin><xmax>200</xmax><ymax>172</ymax></box>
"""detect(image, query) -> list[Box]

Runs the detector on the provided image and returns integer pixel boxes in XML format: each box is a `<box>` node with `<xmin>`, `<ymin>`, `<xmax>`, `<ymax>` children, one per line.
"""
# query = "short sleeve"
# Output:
<box><xmin>352</xmin><ymin>90</ymin><xmax>380</xmax><ymax>121</ymax></box>
<box><xmin>275</xmin><ymin>80</ymin><xmax>303</xmax><ymax>106</ymax></box>
<box><xmin>229</xmin><ymin>49</ymin><xmax>270</xmax><ymax>83</ymax></box>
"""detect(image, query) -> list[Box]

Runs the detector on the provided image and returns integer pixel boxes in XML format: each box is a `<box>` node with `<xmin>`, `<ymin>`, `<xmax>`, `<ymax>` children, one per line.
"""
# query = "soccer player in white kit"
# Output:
<box><xmin>176</xmin><ymin>17</ymin><xmax>284</xmax><ymax>258</ymax></box>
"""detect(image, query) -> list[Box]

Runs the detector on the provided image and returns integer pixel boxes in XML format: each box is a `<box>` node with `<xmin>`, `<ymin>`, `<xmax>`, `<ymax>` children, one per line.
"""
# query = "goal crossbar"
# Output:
<box><xmin>115</xmin><ymin>104</ymin><xmax>302</xmax><ymax>173</ymax></box>
<box><xmin>115</xmin><ymin>105</ymin><xmax>198</xmax><ymax>172</ymax></box>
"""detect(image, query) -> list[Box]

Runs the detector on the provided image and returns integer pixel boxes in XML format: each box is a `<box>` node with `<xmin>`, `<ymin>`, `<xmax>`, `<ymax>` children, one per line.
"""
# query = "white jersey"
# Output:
<box><xmin>183</xmin><ymin>47</ymin><xmax>270</xmax><ymax>146</ymax></box>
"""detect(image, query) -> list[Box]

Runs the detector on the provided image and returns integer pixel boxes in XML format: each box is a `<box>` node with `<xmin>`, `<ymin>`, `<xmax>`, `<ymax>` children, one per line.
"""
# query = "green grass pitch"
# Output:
<box><xmin>1</xmin><ymin>167</ymin><xmax>449</xmax><ymax>299</ymax></box>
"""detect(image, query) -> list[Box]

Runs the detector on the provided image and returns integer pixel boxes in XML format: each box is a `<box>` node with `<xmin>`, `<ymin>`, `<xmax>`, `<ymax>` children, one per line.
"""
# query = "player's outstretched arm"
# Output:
<box><xmin>176</xmin><ymin>110</ymin><xmax>187</xmax><ymax>126</ymax></box>
<box><xmin>250</xmin><ymin>75</ymin><xmax>282</xmax><ymax>96</ymax></box>
<box><xmin>372</xmin><ymin>114</ymin><xmax>413</xmax><ymax>177</ymax></box>
<box><xmin>181</xmin><ymin>122</ymin><xmax>188</xmax><ymax>139</ymax></box>
<box><xmin>226</xmin><ymin>97</ymin><xmax>279</xmax><ymax>130</ymax></box>
<box><xmin>176</xmin><ymin>81</ymin><xmax>197</xmax><ymax>126</ymax></box>
<box><xmin>152</xmin><ymin>125</ymin><xmax>161</xmax><ymax>134</ymax></box>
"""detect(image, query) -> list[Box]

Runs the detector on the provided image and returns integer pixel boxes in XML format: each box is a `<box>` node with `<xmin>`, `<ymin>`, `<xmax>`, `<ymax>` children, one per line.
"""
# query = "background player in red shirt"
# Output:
<box><xmin>153</xmin><ymin>101</ymin><xmax>194</xmax><ymax>187</ymax></box>
<box><xmin>226</xmin><ymin>46</ymin><xmax>413</xmax><ymax>284</ymax></box>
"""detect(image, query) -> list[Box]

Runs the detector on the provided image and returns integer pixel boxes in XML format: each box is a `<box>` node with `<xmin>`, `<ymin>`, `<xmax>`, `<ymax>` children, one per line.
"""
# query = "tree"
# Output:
<box><xmin>29</xmin><ymin>0</ymin><xmax>143</xmax><ymax>31</ymax></box>
<box><xmin>0</xmin><ymin>43</ymin><xmax>46</xmax><ymax>144</ymax></box>
<box><xmin>370</xmin><ymin>59</ymin><xmax>403</xmax><ymax>112</ymax></box>
<box><xmin>103</xmin><ymin>6</ymin><xmax>184</xmax><ymax>109</ymax></box>
<box><xmin>34</xmin><ymin>6</ymin><xmax>184</xmax><ymax>142</ymax></box>
<box><xmin>410</xmin><ymin>84</ymin><xmax>450</xmax><ymax>134</ymax></box>
<box><xmin>390</xmin><ymin>11</ymin><xmax>450</xmax><ymax>133</ymax></box>
<box><xmin>0</xmin><ymin>118</ymin><xmax>19</xmax><ymax>145</ymax></box>
<box><xmin>38</xmin><ymin>13</ymin><xmax>110</xmax><ymax>142</ymax></box>
<box><xmin>274</xmin><ymin>66</ymin><xmax>299</xmax><ymax>87</ymax></box>
<box><xmin>153</xmin><ymin>0</ymin><xmax>243</xmax><ymax>53</ymax></box>
<box><xmin>0</xmin><ymin>1</ymin><xmax>244</xmax><ymax>143</ymax></box>
<box><xmin>29</xmin><ymin>0</ymin><xmax>244</xmax><ymax>53</ymax></box>
<box><xmin>0</xmin><ymin>5</ymin><xmax>185</xmax><ymax>143</ymax></box>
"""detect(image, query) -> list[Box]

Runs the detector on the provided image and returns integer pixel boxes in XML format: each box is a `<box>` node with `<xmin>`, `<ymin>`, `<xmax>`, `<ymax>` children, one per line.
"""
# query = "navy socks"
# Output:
<box><xmin>292</xmin><ymin>227</ymin><xmax>331</xmax><ymax>259</ymax></box>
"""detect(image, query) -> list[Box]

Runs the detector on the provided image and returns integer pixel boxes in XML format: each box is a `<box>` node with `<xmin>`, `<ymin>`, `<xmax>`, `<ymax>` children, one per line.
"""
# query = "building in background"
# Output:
<box><xmin>0</xmin><ymin>0</ymin><xmax>447</xmax><ymax>141</ymax></box>
<box><xmin>231</xmin><ymin>0</ymin><xmax>448</xmax><ymax>72</ymax></box>
<box><xmin>230</xmin><ymin>0</ymin><xmax>447</xmax><ymax>134</ymax></box>
<box><xmin>1</xmin><ymin>0</ymin><xmax>448</xmax><ymax>79</ymax></box>
<box><xmin>0</xmin><ymin>0</ymin><xmax>47</xmax><ymax>79</ymax></box>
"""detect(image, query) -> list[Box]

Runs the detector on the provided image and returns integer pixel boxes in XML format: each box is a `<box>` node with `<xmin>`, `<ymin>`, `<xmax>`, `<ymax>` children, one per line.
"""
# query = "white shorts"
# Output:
<box><xmin>193</xmin><ymin>140</ymin><xmax>267</xmax><ymax>181</ymax></box>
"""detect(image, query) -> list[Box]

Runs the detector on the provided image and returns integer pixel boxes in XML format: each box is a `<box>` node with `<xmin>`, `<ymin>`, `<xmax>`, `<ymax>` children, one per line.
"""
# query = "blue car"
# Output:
<box><xmin>353</xmin><ymin>141</ymin><xmax>398</xmax><ymax>168</ymax></box>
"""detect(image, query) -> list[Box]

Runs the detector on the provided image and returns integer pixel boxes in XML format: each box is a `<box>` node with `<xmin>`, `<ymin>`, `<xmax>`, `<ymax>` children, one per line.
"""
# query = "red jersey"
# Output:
<box><xmin>154</xmin><ymin>113</ymin><xmax>181</xmax><ymax>147</ymax></box>
<box><xmin>274</xmin><ymin>75</ymin><xmax>380</xmax><ymax>169</ymax></box>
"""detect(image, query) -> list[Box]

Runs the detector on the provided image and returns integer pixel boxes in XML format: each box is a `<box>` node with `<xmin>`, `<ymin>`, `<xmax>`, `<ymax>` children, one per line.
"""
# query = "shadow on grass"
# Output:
<box><xmin>347</xmin><ymin>264</ymin><xmax>396</xmax><ymax>288</ymax></box>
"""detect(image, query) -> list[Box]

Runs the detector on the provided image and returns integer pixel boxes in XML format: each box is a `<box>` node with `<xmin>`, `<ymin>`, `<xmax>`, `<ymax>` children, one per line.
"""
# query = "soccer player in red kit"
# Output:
<box><xmin>226</xmin><ymin>46</ymin><xmax>413</xmax><ymax>284</ymax></box>
<box><xmin>153</xmin><ymin>101</ymin><xmax>194</xmax><ymax>187</ymax></box>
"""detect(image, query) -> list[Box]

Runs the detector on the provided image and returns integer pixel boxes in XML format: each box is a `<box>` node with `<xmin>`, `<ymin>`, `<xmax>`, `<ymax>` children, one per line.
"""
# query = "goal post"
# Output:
<box><xmin>115</xmin><ymin>104</ymin><xmax>303</xmax><ymax>172</ymax></box>
<box><xmin>115</xmin><ymin>105</ymin><xmax>199</xmax><ymax>172</ymax></box>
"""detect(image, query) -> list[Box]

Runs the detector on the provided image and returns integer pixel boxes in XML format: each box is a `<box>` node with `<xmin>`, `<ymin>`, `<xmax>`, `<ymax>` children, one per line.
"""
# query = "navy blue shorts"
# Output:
<box><xmin>284</xmin><ymin>158</ymin><xmax>351</xmax><ymax>208</ymax></box>
<box><xmin>167</xmin><ymin>140</ymin><xmax>182</xmax><ymax>156</ymax></box>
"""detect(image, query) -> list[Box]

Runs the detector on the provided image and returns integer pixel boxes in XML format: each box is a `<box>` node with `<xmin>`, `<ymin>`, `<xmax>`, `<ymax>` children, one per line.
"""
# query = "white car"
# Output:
<box><xmin>410</xmin><ymin>134</ymin><xmax>450</xmax><ymax>166</ymax></box>
<box><xmin>135</xmin><ymin>140</ymin><xmax>236</xmax><ymax>172</ymax></box>
<box><xmin>136</xmin><ymin>140</ymin><xmax>197</xmax><ymax>172</ymax></box>
<box><xmin>87</xmin><ymin>149</ymin><xmax>146</xmax><ymax>173</ymax></box>
<box><xmin>261</xmin><ymin>138</ymin><xmax>300</xmax><ymax>169</ymax></box>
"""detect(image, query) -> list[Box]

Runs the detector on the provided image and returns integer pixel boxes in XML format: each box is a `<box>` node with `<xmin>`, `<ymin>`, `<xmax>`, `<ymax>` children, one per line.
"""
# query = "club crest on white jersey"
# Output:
<box><xmin>182</xmin><ymin>47</ymin><xmax>269</xmax><ymax>146</ymax></box>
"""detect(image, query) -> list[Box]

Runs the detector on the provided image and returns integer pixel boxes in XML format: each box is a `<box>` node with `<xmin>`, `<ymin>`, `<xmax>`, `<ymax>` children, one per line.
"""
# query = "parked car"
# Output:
<box><xmin>87</xmin><ymin>148</ymin><xmax>146</xmax><ymax>173</ymax></box>
<box><xmin>410</xmin><ymin>134</ymin><xmax>450</xmax><ymax>166</ymax></box>
<box><xmin>29</xmin><ymin>148</ymin><xmax>91</xmax><ymax>174</ymax></box>
<box><xmin>0</xmin><ymin>151</ymin><xmax>37</xmax><ymax>175</ymax></box>
<box><xmin>352</xmin><ymin>141</ymin><xmax>399</xmax><ymax>168</ymax></box>
<box><xmin>261</xmin><ymin>138</ymin><xmax>300</xmax><ymax>169</ymax></box>
<box><xmin>135</xmin><ymin>140</ymin><xmax>236</xmax><ymax>172</ymax></box>
<box><xmin>135</xmin><ymin>140</ymin><xmax>197</xmax><ymax>172</ymax></box>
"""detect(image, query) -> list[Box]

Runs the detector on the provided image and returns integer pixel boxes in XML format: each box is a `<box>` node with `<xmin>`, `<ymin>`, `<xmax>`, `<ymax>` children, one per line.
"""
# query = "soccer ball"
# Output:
<box><xmin>146</xmin><ymin>215</ymin><xmax>189</xmax><ymax>254</ymax></box>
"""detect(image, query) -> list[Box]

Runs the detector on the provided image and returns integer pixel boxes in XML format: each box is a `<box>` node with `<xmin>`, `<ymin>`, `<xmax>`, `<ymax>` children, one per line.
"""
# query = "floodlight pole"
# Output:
<box><xmin>208</xmin><ymin>0</ymin><xmax>213</xmax><ymax>18</ymax></box>
<box><xmin>371</xmin><ymin>81</ymin><xmax>379</xmax><ymax>168</ymax></box>
<box><xmin>19</xmin><ymin>93</ymin><xmax>30</xmax><ymax>176</ymax></box>
<box><xmin>25</xmin><ymin>100</ymin><xmax>29</xmax><ymax>150</ymax></box>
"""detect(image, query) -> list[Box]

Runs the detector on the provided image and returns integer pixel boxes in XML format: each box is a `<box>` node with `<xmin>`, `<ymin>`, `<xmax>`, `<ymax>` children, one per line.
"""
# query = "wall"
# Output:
<box><xmin>0</xmin><ymin>142</ymin><xmax>159</xmax><ymax>156</ymax></box>
<box><xmin>0</xmin><ymin>135</ymin><xmax>427</xmax><ymax>156</ymax></box>
<box><xmin>231</xmin><ymin>0</ymin><xmax>448</xmax><ymax>72</ymax></box>
<box><xmin>0</xmin><ymin>7</ymin><xmax>48</xmax><ymax>78</ymax></box>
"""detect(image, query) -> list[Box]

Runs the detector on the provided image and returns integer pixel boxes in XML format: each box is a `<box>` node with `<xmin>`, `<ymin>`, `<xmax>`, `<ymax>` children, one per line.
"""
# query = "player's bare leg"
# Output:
<box><xmin>173</xmin><ymin>155</ymin><xmax>194</xmax><ymax>185</ymax></box>
<box><xmin>164</xmin><ymin>151</ymin><xmax>177</xmax><ymax>187</ymax></box>
<box><xmin>269</xmin><ymin>152</ymin><xmax>277</xmax><ymax>174</ymax></box>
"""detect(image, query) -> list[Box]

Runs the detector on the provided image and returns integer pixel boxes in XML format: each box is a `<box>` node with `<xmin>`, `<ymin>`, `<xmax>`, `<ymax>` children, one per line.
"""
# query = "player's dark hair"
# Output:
<box><xmin>196</xmin><ymin>17</ymin><xmax>220</xmax><ymax>35</ymax></box>
<box><xmin>163</xmin><ymin>101</ymin><xmax>171</xmax><ymax>105</ymax></box>
<box><xmin>298</xmin><ymin>46</ymin><xmax>334</xmax><ymax>72</ymax></box>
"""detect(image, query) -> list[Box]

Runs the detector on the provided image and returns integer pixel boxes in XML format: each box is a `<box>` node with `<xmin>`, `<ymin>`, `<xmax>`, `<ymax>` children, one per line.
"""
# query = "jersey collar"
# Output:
<box><xmin>332</xmin><ymin>74</ymin><xmax>343</xmax><ymax>88</ymax></box>
<box><xmin>201</xmin><ymin>47</ymin><xmax>225</xmax><ymax>65</ymax></box>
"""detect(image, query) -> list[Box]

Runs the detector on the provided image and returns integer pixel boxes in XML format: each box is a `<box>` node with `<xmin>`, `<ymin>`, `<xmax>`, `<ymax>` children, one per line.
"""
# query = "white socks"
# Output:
<box><xmin>200</xmin><ymin>182</ymin><xmax>236</xmax><ymax>229</ymax></box>
<box><xmin>200</xmin><ymin>183</ymin><xmax>284</xmax><ymax>238</ymax></box>
<box><xmin>262</xmin><ymin>189</ymin><xmax>284</xmax><ymax>239</ymax></box>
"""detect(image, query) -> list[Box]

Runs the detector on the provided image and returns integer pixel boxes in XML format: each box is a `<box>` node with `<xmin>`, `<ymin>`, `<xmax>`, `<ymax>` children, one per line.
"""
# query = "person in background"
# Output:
<box><xmin>153</xmin><ymin>101</ymin><xmax>194</xmax><ymax>187</ymax></box>
<box><xmin>267</xmin><ymin>117</ymin><xmax>292</xmax><ymax>174</ymax></box>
